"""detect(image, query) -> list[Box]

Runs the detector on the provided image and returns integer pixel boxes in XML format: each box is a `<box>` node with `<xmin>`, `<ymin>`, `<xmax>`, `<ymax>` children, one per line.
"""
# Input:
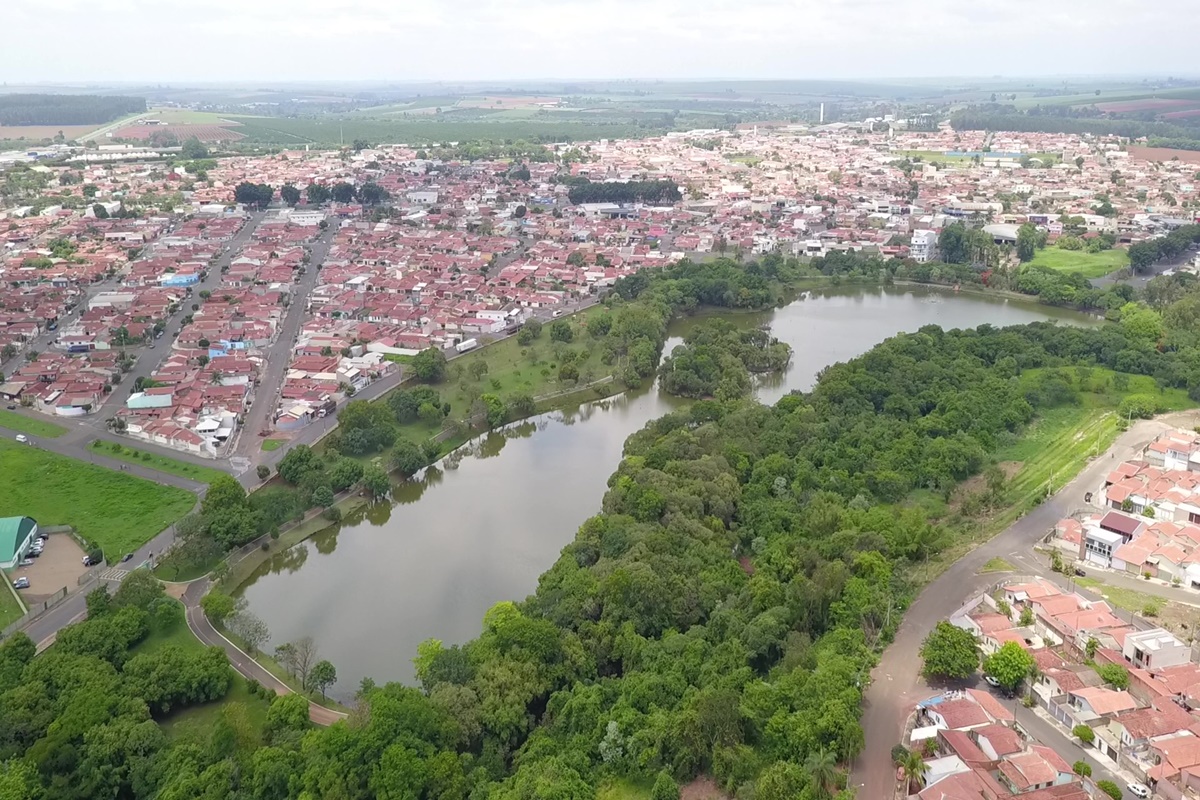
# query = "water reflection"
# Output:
<box><xmin>238</xmin><ymin>286</ymin><xmax>1097</xmax><ymax>696</ymax></box>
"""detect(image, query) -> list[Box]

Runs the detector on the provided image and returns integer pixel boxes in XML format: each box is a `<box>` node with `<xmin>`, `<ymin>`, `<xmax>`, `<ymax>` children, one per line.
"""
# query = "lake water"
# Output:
<box><xmin>237</xmin><ymin>286</ymin><xmax>1095</xmax><ymax>696</ymax></box>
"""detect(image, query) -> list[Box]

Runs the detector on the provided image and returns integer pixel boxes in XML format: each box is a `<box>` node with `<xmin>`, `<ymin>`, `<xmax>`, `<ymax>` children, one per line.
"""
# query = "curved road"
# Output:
<box><xmin>181</xmin><ymin>579</ymin><xmax>346</xmax><ymax>726</ymax></box>
<box><xmin>852</xmin><ymin>414</ymin><xmax>1192</xmax><ymax>798</ymax></box>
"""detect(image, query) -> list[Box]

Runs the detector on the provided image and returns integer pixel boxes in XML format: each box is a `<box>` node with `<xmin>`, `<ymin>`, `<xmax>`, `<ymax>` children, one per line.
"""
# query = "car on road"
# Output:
<box><xmin>5</xmin><ymin>404</ymin><xmax>14</xmax><ymax>410</ymax></box>
<box><xmin>14</xmin><ymin>434</ymin><xmax>28</xmax><ymax>443</ymax></box>
<box><xmin>1128</xmin><ymin>783</ymin><xmax>1151</xmax><ymax>798</ymax></box>
<box><xmin>121</xmin><ymin>553</ymin><xmax>134</xmax><ymax>563</ymax></box>
<box><xmin>1074</xmin><ymin>567</ymin><xmax>1086</xmax><ymax>576</ymax></box>
<box><xmin>13</xmin><ymin>577</ymin><xmax>29</xmax><ymax>590</ymax></box>
<box><xmin>984</xmin><ymin>675</ymin><xmax>1002</xmax><ymax>688</ymax></box>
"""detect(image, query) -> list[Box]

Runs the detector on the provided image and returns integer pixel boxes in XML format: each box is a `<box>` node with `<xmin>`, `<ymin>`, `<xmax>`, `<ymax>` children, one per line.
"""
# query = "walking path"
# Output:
<box><xmin>181</xmin><ymin>578</ymin><xmax>346</xmax><ymax>726</ymax></box>
<box><xmin>851</xmin><ymin>413</ymin><xmax>1196</xmax><ymax>798</ymax></box>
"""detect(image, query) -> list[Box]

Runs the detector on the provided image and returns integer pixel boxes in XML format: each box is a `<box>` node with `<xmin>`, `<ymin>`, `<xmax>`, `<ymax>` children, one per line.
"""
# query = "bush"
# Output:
<box><xmin>323</xmin><ymin>506</ymin><xmax>343</xmax><ymax>523</ymax></box>
<box><xmin>256</xmin><ymin>464</ymin><xmax>270</xmax><ymax>481</ymax></box>
<box><xmin>1073</xmin><ymin>724</ymin><xmax>1095</xmax><ymax>744</ymax></box>
<box><xmin>1072</xmin><ymin>761</ymin><xmax>1091</xmax><ymax>778</ymax></box>
<box><xmin>1096</xmin><ymin>779</ymin><xmax>1122</xmax><ymax>800</ymax></box>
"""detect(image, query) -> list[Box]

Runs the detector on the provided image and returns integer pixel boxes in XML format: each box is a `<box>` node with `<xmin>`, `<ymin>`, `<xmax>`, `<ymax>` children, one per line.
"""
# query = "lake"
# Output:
<box><xmin>237</xmin><ymin>286</ymin><xmax>1095</xmax><ymax>697</ymax></box>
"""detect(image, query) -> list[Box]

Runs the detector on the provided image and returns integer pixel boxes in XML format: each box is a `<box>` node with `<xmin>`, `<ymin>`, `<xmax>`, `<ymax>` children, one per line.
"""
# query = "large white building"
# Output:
<box><xmin>911</xmin><ymin>229</ymin><xmax>937</xmax><ymax>263</ymax></box>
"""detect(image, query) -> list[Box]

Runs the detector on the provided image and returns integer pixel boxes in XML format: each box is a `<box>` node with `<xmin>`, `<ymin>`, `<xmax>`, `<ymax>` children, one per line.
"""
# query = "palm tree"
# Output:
<box><xmin>900</xmin><ymin>748</ymin><xmax>930</xmax><ymax>794</ymax></box>
<box><xmin>805</xmin><ymin>748</ymin><xmax>840</xmax><ymax>800</ymax></box>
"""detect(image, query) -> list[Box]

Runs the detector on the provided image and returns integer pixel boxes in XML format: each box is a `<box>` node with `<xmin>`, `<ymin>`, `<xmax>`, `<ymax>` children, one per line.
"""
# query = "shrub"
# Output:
<box><xmin>1072</xmin><ymin>761</ymin><xmax>1091</xmax><ymax>778</ymax></box>
<box><xmin>1073</xmin><ymin>724</ymin><xmax>1095</xmax><ymax>744</ymax></box>
<box><xmin>1096</xmin><ymin>779</ymin><xmax>1122</xmax><ymax>800</ymax></box>
<box><xmin>256</xmin><ymin>465</ymin><xmax>270</xmax><ymax>481</ymax></box>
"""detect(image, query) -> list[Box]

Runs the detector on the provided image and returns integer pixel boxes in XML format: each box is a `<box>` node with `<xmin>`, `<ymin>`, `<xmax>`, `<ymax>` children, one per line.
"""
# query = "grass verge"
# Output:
<box><xmin>0</xmin><ymin>409</ymin><xmax>67</xmax><ymax>438</ymax></box>
<box><xmin>0</xmin><ymin>579</ymin><xmax>27</xmax><ymax>628</ymax></box>
<box><xmin>980</xmin><ymin>558</ymin><xmax>1017</xmax><ymax>573</ymax></box>
<box><xmin>1028</xmin><ymin>247</ymin><xmax>1129</xmax><ymax>278</ymax></box>
<box><xmin>0</xmin><ymin>438</ymin><xmax>196</xmax><ymax>561</ymax></box>
<box><xmin>261</xmin><ymin>439</ymin><xmax>284</xmax><ymax>452</ymax></box>
<box><xmin>88</xmin><ymin>439</ymin><xmax>229</xmax><ymax>484</ymax></box>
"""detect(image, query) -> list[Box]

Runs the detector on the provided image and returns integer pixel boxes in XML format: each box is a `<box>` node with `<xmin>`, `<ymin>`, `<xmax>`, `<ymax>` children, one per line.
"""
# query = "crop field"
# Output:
<box><xmin>225</xmin><ymin>115</ymin><xmax>648</xmax><ymax>145</ymax></box>
<box><xmin>1012</xmin><ymin>86</ymin><xmax>1200</xmax><ymax>111</ymax></box>
<box><xmin>0</xmin><ymin>438</ymin><xmax>195</xmax><ymax>560</ymax></box>
<box><xmin>0</xmin><ymin>124</ymin><xmax>98</xmax><ymax>141</ymax></box>
<box><xmin>114</xmin><ymin>122</ymin><xmax>245</xmax><ymax>142</ymax></box>
<box><xmin>1028</xmin><ymin>247</ymin><xmax>1129</xmax><ymax>278</ymax></box>
<box><xmin>1095</xmin><ymin>98</ymin><xmax>1196</xmax><ymax>113</ymax></box>
<box><xmin>1129</xmin><ymin>146</ymin><xmax>1200</xmax><ymax>164</ymax></box>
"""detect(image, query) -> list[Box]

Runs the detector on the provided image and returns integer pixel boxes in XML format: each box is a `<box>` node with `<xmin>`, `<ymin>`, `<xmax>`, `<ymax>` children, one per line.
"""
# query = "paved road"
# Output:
<box><xmin>182</xmin><ymin>579</ymin><xmax>346</xmax><ymax>726</ymax></box>
<box><xmin>238</xmin><ymin>225</ymin><xmax>334</xmax><ymax>460</ymax></box>
<box><xmin>852</xmin><ymin>414</ymin><xmax>1192</xmax><ymax>799</ymax></box>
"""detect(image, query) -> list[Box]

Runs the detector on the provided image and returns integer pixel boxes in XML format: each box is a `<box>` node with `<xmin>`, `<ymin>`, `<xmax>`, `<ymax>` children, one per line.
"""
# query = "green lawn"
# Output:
<box><xmin>0</xmin><ymin>409</ymin><xmax>67</xmax><ymax>438</ymax></box>
<box><xmin>894</xmin><ymin>149</ymin><xmax>975</xmax><ymax>165</ymax></box>
<box><xmin>979</xmin><ymin>557</ymin><xmax>1016</xmax><ymax>573</ymax></box>
<box><xmin>996</xmin><ymin>368</ymin><xmax>1192</xmax><ymax>508</ymax></box>
<box><xmin>0</xmin><ymin>438</ymin><xmax>196</xmax><ymax>560</ymax></box>
<box><xmin>261</xmin><ymin>438</ymin><xmax>284</xmax><ymax>452</ymax></box>
<box><xmin>131</xmin><ymin>602</ymin><xmax>273</xmax><ymax>743</ymax></box>
<box><xmin>1028</xmin><ymin>247</ymin><xmax>1129</xmax><ymax>278</ymax></box>
<box><xmin>88</xmin><ymin>440</ymin><xmax>229</xmax><ymax>484</ymax></box>
<box><xmin>0</xmin><ymin>581</ymin><xmax>26</xmax><ymax>628</ymax></box>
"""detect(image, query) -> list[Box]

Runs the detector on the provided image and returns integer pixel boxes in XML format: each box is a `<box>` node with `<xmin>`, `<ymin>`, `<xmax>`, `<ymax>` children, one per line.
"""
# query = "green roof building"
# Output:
<box><xmin>0</xmin><ymin>516</ymin><xmax>38</xmax><ymax>569</ymax></box>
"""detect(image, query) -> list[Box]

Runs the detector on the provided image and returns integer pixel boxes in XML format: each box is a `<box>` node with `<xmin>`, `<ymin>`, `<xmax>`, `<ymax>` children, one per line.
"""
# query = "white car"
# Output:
<box><xmin>1127</xmin><ymin>783</ymin><xmax>1151</xmax><ymax>799</ymax></box>
<box><xmin>15</xmin><ymin>434</ymin><xmax>27</xmax><ymax>443</ymax></box>
<box><xmin>12</xmin><ymin>577</ymin><xmax>29</xmax><ymax>590</ymax></box>
<box><xmin>984</xmin><ymin>675</ymin><xmax>1002</xmax><ymax>688</ymax></box>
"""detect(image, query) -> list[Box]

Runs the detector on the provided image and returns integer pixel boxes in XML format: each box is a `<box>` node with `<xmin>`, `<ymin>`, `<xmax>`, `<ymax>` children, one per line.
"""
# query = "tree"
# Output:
<box><xmin>804</xmin><ymin>748</ymin><xmax>840</xmax><ymax>800</ymax></box>
<box><xmin>361</xmin><ymin>464</ymin><xmax>391</xmax><ymax>500</ymax></box>
<box><xmin>549</xmin><ymin>319</ymin><xmax>573</xmax><ymax>343</ymax></box>
<box><xmin>392</xmin><ymin>440</ymin><xmax>427</xmax><ymax>478</ymax></box>
<box><xmin>278</xmin><ymin>444</ymin><xmax>318</xmax><ymax>484</ymax></box>
<box><xmin>200</xmin><ymin>591</ymin><xmax>239</xmax><ymax>625</ymax></box>
<box><xmin>292</xmin><ymin>636</ymin><xmax>319</xmax><ymax>690</ymax></box>
<box><xmin>180</xmin><ymin>137</ymin><xmax>209</xmax><ymax>159</ymax></box>
<box><xmin>1016</xmin><ymin>223</ymin><xmax>1038</xmax><ymax>262</ymax></box>
<box><xmin>1073</xmin><ymin>724</ymin><xmax>1095</xmax><ymax>744</ymax></box>
<box><xmin>86</xmin><ymin>585</ymin><xmax>111</xmax><ymax>618</ymax></box>
<box><xmin>112</xmin><ymin>569</ymin><xmax>165</xmax><ymax>611</ymax></box>
<box><xmin>1086</xmin><ymin>637</ymin><xmax>1100</xmax><ymax>659</ymax></box>
<box><xmin>1096</xmin><ymin>663</ymin><xmax>1130</xmax><ymax>690</ymax></box>
<box><xmin>1096</xmin><ymin>780</ymin><xmax>1121</xmax><ymax>800</ymax></box>
<box><xmin>203</xmin><ymin>474</ymin><xmax>248</xmax><ymax>516</ymax></box>
<box><xmin>510</xmin><ymin>394</ymin><xmax>536</xmax><ymax>417</ymax></box>
<box><xmin>411</xmin><ymin>347</ymin><xmax>447</xmax><ymax>383</ymax></box>
<box><xmin>513</xmin><ymin>204</ymin><xmax>527</xmax><ymax>219</ymax></box>
<box><xmin>309</xmin><ymin>660</ymin><xmax>337</xmax><ymax>699</ymax></box>
<box><xmin>899</xmin><ymin>748</ymin><xmax>929</xmax><ymax>794</ymax></box>
<box><xmin>279</xmin><ymin>184</ymin><xmax>301</xmax><ymax>207</ymax></box>
<box><xmin>1019</xmin><ymin>606</ymin><xmax>1034</xmax><ymax>626</ymax></box>
<box><xmin>234</xmin><ymin>182</ymin><xmax>273</xmax><ymax>209</ymax></box>
<box><xmin>91</xmin><ymin>202</ymin><xmax>109</xmax><ymax>219</ymax></box>
<box><xmin>306</xmin><ymin>183</ymin><xmax>331</xmax><ymax>205</ymax></box>
<box><xmin>650</xmin><ymin>771</ymin><xmax>679</xmax><ymax>800</ymax></box>
<box><xmin>919</xmin><ymin>621</ymin><xmax>979</xmax><ymax>679</ymax></box>
<box><xmin>330</xmin><ymin>182</ymin><xmax>356</xmax><ymax>204</ymax></box>
<box><xmin>357</xmin><ymin>182</ymin><xmax>389</xmax><ymax>207</ymax></box>
<box><xmin>983</xmin><ymin>641</ymin><xmax>1034</xmax><ymax>693</ymax></box>
<box><xmin>228</xmin><ymin>610</ymin><xmax>270</xmax><ymax>655</ymax></box>
<box><xmin>1073</xmin><ymin>760</ymin><xmax>1092</xmax><ymax>778</ymax></box>
<box><xmin>312</xmin><ymin>486</ymin><xmax>335</xmax><ymax>507</ymax></box>
<box><xmin>256</xmin><ymin>464</ymin><xmax>271</xmax><ymax>481</ymax></box>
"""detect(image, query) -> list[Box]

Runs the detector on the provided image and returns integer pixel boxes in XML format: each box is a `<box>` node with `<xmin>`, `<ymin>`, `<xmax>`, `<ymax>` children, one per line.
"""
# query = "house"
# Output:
<box><xmin>0</xmin><ymin>516</ymin><xmax>38</xmax><ymax>569</ymax></box>
<box><xmin>1124</xmin><ymin>628</ymin><xmax>1190</xmax><ymax>671</ymax></box>
<box><xmin>1067</xmin><ymin>686</ymin><xmax>1137</xmax><ymax>723</ymax></box>
<box><xmin>995</xmin><ymin>746</ymin><xmax>1074</xmax><ymax>794</ymax></box>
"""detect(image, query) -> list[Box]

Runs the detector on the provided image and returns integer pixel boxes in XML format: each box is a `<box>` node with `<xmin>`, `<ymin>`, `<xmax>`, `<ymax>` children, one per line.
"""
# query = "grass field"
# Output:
<box><xmin>225</xmin><ymin>115</ymin><xmax>650</xmax><ymax>145</ymax></box>
<box><xmin>1028</xmin><ymin>247</ymin><xmax>1129</xmax><ymax>278</ymax></box>
<box><xmin>0</xmin><ymin>409</ymin><xmax>67</xmax><ymax>438</ymax></box>
<box><xmin>0</xmin><ymin>438</ymin><xmax>196</xmax><ymax>560</ymax></box>
<box><xmin>895</xmin><ymin>149</ymin><xmax>976</xmax><ymax>165</ymax></box>
<box><xmin>87</xmin><ymin>439</ymin><xmax>229</xmax><ymax>484</ymax></box>
<box><xmin>1011</xmin><ymin>86</ymin><xmax>1200</xmax><ymax>111</ymax></box>
<box><xmin>144</xmin><ymin>108</ymin><xmax>234</xmax><ymax>124</ymax></box>
<box><xmin>997</xmin><ymin>368</ymin><xmax>1192</xmax><ymax>506</ymax></box>
<box><xmin>261</xmin><ymin>438</ymin><xmax>284</xmax><ymax>452</ymax></box>
<box><xmin>979</xmin><ymin>557</ymin><xmax>1016</xmax><ymax>573</ymax></box>
<box><xmin>0</xmin><ymin>581</ymin><xmax>26</xmax><ymax>628</ymax></box>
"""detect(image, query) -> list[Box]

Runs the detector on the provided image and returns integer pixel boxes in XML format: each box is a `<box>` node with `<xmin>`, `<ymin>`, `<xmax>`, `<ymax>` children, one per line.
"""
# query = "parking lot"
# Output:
<box><xmin>9</xmin><ymin>534</ymin><xmax>88</xmax><ymax>603</ymax></box>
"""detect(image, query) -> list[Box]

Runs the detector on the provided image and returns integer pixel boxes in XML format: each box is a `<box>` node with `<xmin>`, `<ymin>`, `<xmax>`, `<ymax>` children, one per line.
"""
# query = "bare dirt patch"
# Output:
<box><xmin>680</xmin><ymin>778</ymin><xmax>732</xmax><ymax>800</ymax></box>
<box><xmin>8</xmin><ymin>533</ymin><xmax>86</xmax><ymax>603</ymax></box>
<box><xmin>1130</xmin><ymin>146</ymin><xmax>1200</xmax><ymax>164</ymax></box>
<box><xmin>0</xmin><ymin>124</ymin><xmax>98</xmax><ymax>141</ymax></box>
<box><xmin>949</xmin><ymin>461</ymin><xmax>1023</xmax><ymax>511</ymax></box>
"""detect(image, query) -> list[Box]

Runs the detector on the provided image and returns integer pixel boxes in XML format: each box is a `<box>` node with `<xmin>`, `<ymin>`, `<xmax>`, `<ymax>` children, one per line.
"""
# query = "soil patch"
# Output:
<box><xmin>1130</xmin><ymin>146</ymin><xmax>1200</xmax><ymax>164</ymax></box>
<box><xmin>950</xmin><ymin>462</ymin><xmax>1022</xmax><ymax>511</ymax></box>
<box><xmin>680</xmin><ymin>778</ymin><xmax>732</xmax><ymax>800</ymax></box>
<box><xmin>9</xmin><ymin>532</ymin><xmax>86</xmax><ymax>603</ymax></box>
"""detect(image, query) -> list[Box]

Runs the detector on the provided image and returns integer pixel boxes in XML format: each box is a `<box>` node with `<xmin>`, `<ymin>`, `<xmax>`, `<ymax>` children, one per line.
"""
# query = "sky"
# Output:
<box><xmin>4</xmin><ymin>0</ymin><xmax>1198</xmax><ymax>84</ymax></box>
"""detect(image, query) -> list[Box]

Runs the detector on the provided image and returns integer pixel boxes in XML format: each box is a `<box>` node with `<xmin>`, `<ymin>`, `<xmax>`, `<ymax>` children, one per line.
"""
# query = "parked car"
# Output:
<box><xmin>121</xmin><ymin>553</ymin><xmax>134</xmax><ymax>563</ymax></box>
<box><xmin>5</xmin><ymin>404</ymin><xmax>14</xmax><ymax>410</ymax></box>
<box><xmin>18</xmin><ymin>559</ymin><xmax>33</xmax><ymax>567</ymax></box>
<box><xmin>24</xmin><ymin>549</ymin><xmax>39</xmax><ymax>559</ymax></box>
<box><xmin>37</xmin><ymin>532</ymin><xmax>48</xmax><ymax>540</ymax></box>
<box><xmin>14</xmin><ymin>434</ymin><xmax>27</xmax><ymax>443</ymax></box>
<box><xmin>1074</xmin><ymin>567</ymin><xmax>1086</xmax><ymax>577</ymax></box>
<box><xmin>1128</xmin><ymin>784</ymin><xmax>1151</xmax><ymax>799</ymax></box>
<box><xmin>12</xmin><ymin>577</ymin><xmax>29</xmax><ymax>590</ymax></box>
<box><xmin>984</xmin><ymin>675</ymin><xmax>1001</xmax><ymax>688</ymax></box>
<box><xmin>82</xmin><ymin>555</ymin><xmax>99</xmax><ymax>567</ymax></box>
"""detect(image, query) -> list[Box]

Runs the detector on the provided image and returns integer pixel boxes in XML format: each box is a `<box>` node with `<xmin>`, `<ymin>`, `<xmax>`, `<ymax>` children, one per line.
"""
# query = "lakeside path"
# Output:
<box><xmin>851</xmin><ymin>413</ymin><xmax>1196</xmax><ymax>797</ymax></box>
<box><xmin>181</xmin><ymin>578</ymin><xmax>346</xmax><ymax>726</ymax></box>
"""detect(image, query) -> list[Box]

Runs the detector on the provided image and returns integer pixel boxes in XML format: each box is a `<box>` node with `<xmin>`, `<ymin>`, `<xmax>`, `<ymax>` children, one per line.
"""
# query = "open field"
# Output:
<box><xmin>225</xmin><ymin>115</ymin><xmax>649</xmax><ymax>145</ymax></box>
<box><xmin>0</xmin><ymin>438</ymin><xmax>195</xmax><ymax>560</ymax></box>
<box><xmin>1028</xmin><ymin>247</ymin><xmax>1129</xmax><ymax>278</ymax></box>
<box><xmin>895</xmin><ymin>149</ymin><xmax>975</xmax><ymax>165</ymax></box>
<box><xmin>143</xmin><ymin>109</ymin><xmax>235</xmax><ymax>124</ymax></box>
<box><xmin>113</xmin><ymin>122</ymin><xmax>245</xmax><ymax>143</ymax></box>
<box><xmin>0</xmin><ymin>409</ymin><xmax>67</xmax><ymax>438</ymax></box>
<box><xmin>1129</xmin><ymin>146</ymin><xmax>1200</xmax><ymax>164</ymax></box>
<box><xmin>997</xmin><ymin>368</ymin><xmax>1193</xmax><ymax>506</ymax></box>
<box><xmin>0</xmin><ymin>124</ymin><xmax>99</xmax><ymax>141</ymax></box>
<box><xmin>0</xmin><ymin>582</ymin><xmax>25</xmax><ymax>628</ymax></box>
<box><xmin>1011</xmin><ymin>86</ymin><xmax>1200</xmax><ymax>111</ymax></box>
<box><xmin>87</xmin><ymin>439</ymin><xmax>229</xmax><ymax>484</ymax></box>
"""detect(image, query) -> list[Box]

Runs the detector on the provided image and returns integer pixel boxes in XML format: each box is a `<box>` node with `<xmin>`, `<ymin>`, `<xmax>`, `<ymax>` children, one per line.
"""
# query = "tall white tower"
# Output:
<box><xmin>819</xmin><ymin>103</ymin><xmax>825</xmax><ymax>123</ymax></box>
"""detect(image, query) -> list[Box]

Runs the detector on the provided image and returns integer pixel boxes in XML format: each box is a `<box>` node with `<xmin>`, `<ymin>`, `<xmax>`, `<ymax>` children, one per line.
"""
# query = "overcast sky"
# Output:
<box><xmin>4</xmin><ymin>0</ymin><xmax>1197</xmax><ymax>84</ymax></box>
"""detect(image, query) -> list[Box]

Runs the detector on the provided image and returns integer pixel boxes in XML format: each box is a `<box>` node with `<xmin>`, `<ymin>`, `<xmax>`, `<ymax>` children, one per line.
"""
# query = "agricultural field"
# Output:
<box><xmin>224</xmin><ymin>114</ymin><xmax>651</xmax><ymax>145</ymax></box>
<box><xmin>1011</xmin><ymin>85</ymin><xmax>1200</xmax><ymax>111</ymax></box>
<box><xmin>1028</xmin><ymin>247</ymin><xmax>1129</xmax><ymax>278</ymax></box>
<box><xmin>0</xmin><ymin>438</ymin><xmax>195</xmax><ymax>560</ymax></box>
<box><xmin>1130</xmin><ymin>146</ymin><xmax>1200</xmax><ymax>164</ymax></box>
<box><xmin>113</xmin><ymin>122</ymin><xmax>244</xmax><ymax>143</ymax></box>
<box><xmin>0</xmin><ymin>124</ymin><xmax>98</xmax><ymax>141</ymax></box>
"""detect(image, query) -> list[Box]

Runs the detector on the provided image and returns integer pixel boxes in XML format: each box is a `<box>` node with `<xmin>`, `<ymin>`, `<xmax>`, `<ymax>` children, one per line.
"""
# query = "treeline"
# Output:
<box><xmin>566</xmin><ymin>179</ymin><xmax>682</xmax><ymax>205</ymax></box>
<box><xmin>1129</xmin><ymin>224</ymin><xmax>1200</xmax><ymax>271</ymax></box>
<box><xmin>0</xmin><ymin>94</ymin><xmax>145</xmax><ymax>126</ymax></box>
<box><xmin>949</xmin><ymin>110</ymin><xmax>1200</xmax><ymax>143</ymax></box>
<box><xmin>660</xmin><ymin>320</ymin><xmax>792</xmax><ymax>399</ymax></box>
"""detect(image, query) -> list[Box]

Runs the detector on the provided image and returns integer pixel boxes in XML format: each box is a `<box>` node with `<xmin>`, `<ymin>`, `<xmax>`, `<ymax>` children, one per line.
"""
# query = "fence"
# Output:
<box><xmin>1</xmin><ymin>586</ymin><xmax>69</xmax><ymax>639</ymax></box>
